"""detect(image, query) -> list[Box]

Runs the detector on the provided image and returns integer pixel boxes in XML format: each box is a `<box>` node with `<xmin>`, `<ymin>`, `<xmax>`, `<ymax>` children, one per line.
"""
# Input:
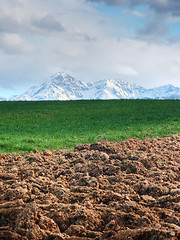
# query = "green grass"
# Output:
<box><xmin>0</xmin><ymin>100</ymin><xmax>179</xmax><ymax>154</ymax></box>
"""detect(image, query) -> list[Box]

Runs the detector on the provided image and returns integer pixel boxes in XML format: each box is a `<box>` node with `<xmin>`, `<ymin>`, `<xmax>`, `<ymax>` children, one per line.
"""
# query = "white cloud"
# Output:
<box><xmin>0</xmin><ymin>33</ymin><xmax>34</xmax><ymax>54</ymax></box>
<box><xmin>114</xmin><ymin>64</ymin><xmax>138</xmax><ymax>76</ymax></box>
<box><xmin>122</xmin><ymin>10</ymin><xmax>145</xmax><ymax>18</ymax></box>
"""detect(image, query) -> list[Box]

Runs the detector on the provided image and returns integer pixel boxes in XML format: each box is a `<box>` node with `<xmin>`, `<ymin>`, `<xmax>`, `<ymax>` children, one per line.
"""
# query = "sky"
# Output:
<box><xmin>1</xmin><ymin>0</ymin><xmax>180</xmax><ymax>98</ymax></box>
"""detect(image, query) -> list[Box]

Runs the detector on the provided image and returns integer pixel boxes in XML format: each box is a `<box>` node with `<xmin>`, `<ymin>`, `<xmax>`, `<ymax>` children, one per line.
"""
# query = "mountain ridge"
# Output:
<box><xmin>3</xmin><ymin>72</ymin><xmax>180</xmax><ymax>100</ymax></box>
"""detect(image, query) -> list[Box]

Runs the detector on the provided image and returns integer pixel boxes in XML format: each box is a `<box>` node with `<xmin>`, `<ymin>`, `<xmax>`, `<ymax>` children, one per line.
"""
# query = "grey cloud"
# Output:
<box><xmin>75</xmin><ymin>32</ymin><xmax>97</xmax><ymax>42</ymax></box>
<box><xmin>87</xmin><ymin>0</ymin><xmax>180</xmax><ymax>16</ymax></box>
<box><xmin>0</xmin><ymin>33</ymin><xmax>33</xmax><ymax>55</ymax></box>
<box><xmin>168</xmin><ymin>36</ymin><xmax>180</xmax><ymax>44</ymax></box>
<box><xmin>150</xmin><ymin>0</ymin><xmax>180</xmax><ymax>15</ymax></box>
<box><xmin>0</xmin><ymin>0</ymin><xmax>24</xmax><ymax>8</ymax></box>
<box><xmin>88</xmin><ymin>0</ymin><xmax>180</xmax><ymax>40</ymax></box>
<box><xmin>0</xmin><ymin>16</ymin><xmax>22</xmax><ymax>33</ymax></box>
<box><xmin>87</xmin><ymin>0</ymin><xmax>132</xmax><ymax>6</ymax></box>
<box><xmin>87</xmin><ymin>0</ymin><xmax>145</xmax><ymax>7</ymax></box>
<box><xmin>84</xmin><ymin>34</ymin><xmax>97</xmax><ymax>42</ymax></box>
<box><xmin>32</xmin><ymin>15</ymin><xmax>65</xmax><ymax>32</ymax></box>
<box><xmin>138</xmin><ymin>15</ymin><xmax>170</xmax><ymax>39</ymax></box>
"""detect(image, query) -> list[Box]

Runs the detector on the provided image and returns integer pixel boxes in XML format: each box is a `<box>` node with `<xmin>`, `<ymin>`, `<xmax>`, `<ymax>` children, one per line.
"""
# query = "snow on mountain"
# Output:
<box><xmin>10</xmin><ymin>72</ymin><xmax>88</xmax><ymax>101</ymax></box>
<box><xmin>8</xmin><ymin>72</ymin><xmax>180</xmax><ymax>100</ymax></box>
<box><xmin>142</xmin><ymin>84</ymin><xmax>180</xmax><ymax>99</ymax></box>
<box><xmin>82</xmin><ymin>79</ymin><xmax>145</xmax><ymax>99</ymax></box>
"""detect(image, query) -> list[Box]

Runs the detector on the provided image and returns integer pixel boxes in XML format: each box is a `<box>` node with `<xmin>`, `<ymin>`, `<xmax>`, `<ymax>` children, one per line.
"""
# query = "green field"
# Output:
<box><xmin>0</xmin><ymin>100</ymin><xmax>179</xmax><ymax>154</ymax></box>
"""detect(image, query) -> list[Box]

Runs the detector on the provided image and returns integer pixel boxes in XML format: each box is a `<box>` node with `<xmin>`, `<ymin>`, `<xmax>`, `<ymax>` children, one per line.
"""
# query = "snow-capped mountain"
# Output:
<box><xmin>82</xmin><ymin>79</ymin><xmax>145</xmax><ymax>99</ymax></box>
<box><xmin>140</xmin><ymin>84</ymin><xmax>180</xmax><ymax>99</ymax></box>
<box><xmin>8</xmin><ymin>72</ymin><xmax>180</xmax><ymax>100</ymax></box>
<box><xmin>10</xmin><ymin>72</ymin><xmax>88</xmax><ymax>101</ymax></box>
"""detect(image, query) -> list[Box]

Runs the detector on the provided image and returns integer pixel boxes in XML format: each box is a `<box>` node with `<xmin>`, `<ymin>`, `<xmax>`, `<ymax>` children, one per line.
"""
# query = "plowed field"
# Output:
<box><xmin>0</xmin><ymin>135</ymin><xmax>180</xmax><ymax>239</ymax></box>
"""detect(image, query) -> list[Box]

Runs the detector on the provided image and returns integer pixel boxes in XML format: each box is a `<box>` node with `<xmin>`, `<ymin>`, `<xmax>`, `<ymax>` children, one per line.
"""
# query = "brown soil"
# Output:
<box><xmin>0</xmin><ymin>135</ymin><xmax>180</xmax><ymax>240</ymax></box>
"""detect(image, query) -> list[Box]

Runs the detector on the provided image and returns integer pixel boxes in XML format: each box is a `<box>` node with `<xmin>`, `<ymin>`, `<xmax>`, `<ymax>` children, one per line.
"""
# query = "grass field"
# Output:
<box><xmin>0</xmin><ymin>100</ymin><xmax>179</xmax><ymax>154</ymax></box>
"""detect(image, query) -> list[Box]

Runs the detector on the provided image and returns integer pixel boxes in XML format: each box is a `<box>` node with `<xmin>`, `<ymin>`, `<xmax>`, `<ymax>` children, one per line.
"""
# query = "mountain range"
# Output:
<box><xmin>2</xmin><ymin>72</ymin><xmax>180</xmax><ymax>100</ymax></box>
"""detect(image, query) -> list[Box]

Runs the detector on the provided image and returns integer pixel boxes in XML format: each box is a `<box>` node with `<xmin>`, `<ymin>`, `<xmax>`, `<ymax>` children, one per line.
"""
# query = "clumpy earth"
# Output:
<box><xmin>0</xmin><ymin>135</ymin><xmax>180</xmax><ymax>240</ymax></box>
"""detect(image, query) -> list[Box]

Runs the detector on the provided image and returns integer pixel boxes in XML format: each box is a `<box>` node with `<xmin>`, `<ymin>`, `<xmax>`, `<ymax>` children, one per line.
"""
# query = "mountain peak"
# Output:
<box><xmin>50</xmin><ymin>71</ymin><xmax>70</xmax><ymax>79</ymax></box>
<box><xmin>48</xmin><ymin>72</ymin><xmax>87</xmax><ymax>87</ymax></box>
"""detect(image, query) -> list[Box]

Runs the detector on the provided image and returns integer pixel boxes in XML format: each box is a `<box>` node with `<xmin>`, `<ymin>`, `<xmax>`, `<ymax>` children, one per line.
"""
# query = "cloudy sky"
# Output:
<box><xmin>1</xmin><ymin>0</ymin><xmax>180</xmax><ymax>97</ymax></box>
